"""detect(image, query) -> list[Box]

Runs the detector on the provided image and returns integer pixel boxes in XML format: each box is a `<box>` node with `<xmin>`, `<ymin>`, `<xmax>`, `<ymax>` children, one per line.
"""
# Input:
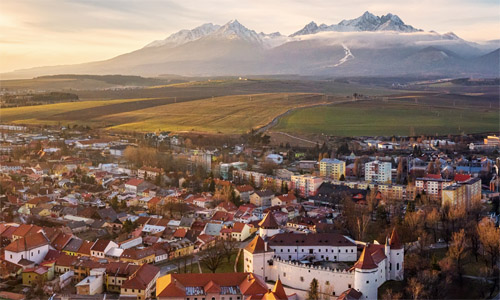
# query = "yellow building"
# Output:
<box><xmin>169</xmin><ymin>240</ymin><xmax>194</xmax><ymax>260</ymax></box>
<box><xmin>120</xmin><ymin>264</ymin><xmax>160</xmax><ymax>300</ymax></box>
<box><xmin>22</xmin><ymin>263</ymin><xmax>54</xmax><ymax>286</ymax></box>
<box><xmin>120</xmin><ymin>248</ymin><xmax>155</xmax><ymax>265</ymax></box>
<box><xmin>320</xmin><ymin>158</ymin><xmax>346</xmax><ymax>180</ymax></box>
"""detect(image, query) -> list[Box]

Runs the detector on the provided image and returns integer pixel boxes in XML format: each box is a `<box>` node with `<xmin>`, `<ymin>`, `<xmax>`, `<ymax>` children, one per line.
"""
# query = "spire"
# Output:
<box><xmin>353</xmin><ymin>246</ymin><xmax>377</xmax><ymax>270</ymax></box>
<box><xmin>259</xmin><ymin>212</ymin><xmax>279</xmax><ymax>229</ymax></box>
<box><xmin>389</xmin><ymin>227</ymin><xmax>403</xmax><ymax>249</ymax></box>
<box><xmin>272</xmin><ymin>279</ymin><xmax>288</xmax><ymax>299</ymax></box>
<box><xmin>244</xmin><ymin>235</ymin><xmax>267</xmax><ymax>254</ymax></box>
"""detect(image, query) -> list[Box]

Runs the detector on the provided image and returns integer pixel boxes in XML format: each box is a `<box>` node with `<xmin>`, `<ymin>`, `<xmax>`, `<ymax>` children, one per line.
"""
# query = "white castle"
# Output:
<box><xmin>243</xmin><ymin>213</ymin><xmax>404</xmax><ymax>300</ymax></box>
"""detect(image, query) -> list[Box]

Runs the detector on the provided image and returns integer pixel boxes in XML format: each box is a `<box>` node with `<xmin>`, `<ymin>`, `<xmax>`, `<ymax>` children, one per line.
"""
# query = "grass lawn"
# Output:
<box><xmin>173</xmin><ymin>251</ymin><xmax>242</xmax><ymax>275</ymax></box>
<box><xmin>200</xmin><ymin>252</ymin><xmax>241</xmax><ymax>274</ymax></box>
<box><xmin>275</xmin><ymin>98</ymin><xmax>499</xmax><ymax>136</ymax></box>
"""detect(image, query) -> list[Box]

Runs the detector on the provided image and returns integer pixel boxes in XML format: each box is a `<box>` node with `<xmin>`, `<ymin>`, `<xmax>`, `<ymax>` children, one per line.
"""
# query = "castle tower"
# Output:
<box><xmin>353</xmin><ymin>246</ymin><xmax>379</xmax><ymax>300</ymax></box>
<box><xmin>384</xmin><ymin>235</ymin><xmax>391</xmax><ymax>281</ymax></box>
<box><xmin>258</xmin><ymin>212</ymin><xmax>280</xmax><ymax>239</ymax></box>
<box><xmin>243</xmin><ymin>235</ymin><xmax>274</xmax><ymax>281</ymax></box>
<box><xmin>388</xmin><ymin>228</ymin><xmax>404</xmax><ymax>280</ymax></box>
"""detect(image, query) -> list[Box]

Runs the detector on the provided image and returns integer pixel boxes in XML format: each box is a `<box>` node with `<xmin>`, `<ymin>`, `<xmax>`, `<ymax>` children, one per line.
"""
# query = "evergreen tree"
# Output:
<box><xmin>307</xmin><ymin>278</ymin><xmax>320</xmax><ymax>300</ymax></box>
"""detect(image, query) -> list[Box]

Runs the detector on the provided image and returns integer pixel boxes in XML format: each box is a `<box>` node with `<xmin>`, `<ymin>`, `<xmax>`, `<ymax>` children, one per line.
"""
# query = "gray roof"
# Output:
<box><xmin>63</xmin><ymin>238</ymin><xmax>83</xmax><ymax>252</ymax></box>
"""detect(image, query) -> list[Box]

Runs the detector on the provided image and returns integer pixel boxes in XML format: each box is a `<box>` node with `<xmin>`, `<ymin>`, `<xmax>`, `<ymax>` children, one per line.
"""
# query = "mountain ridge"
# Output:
<box><xmin>2</xmin><ymin>12</ymin><xmax>498</xmax><ymax>79</ymax></box>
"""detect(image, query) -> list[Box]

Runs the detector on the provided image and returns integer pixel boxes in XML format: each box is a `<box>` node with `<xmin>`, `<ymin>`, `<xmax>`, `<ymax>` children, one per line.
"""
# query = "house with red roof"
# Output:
<box><xmin>121</xmin><ymin>263</ymin><xmax>160</xmax><ymax>300</ymax></box>
<box><xmin>156</xmin><ymin>273</ymin><xmax>274</xmax><ymax>300</ymax></box>
<box><xmin>4</xmin><ymin>232</ymin><xmax>49</xmax><ymax>265</ymax></box>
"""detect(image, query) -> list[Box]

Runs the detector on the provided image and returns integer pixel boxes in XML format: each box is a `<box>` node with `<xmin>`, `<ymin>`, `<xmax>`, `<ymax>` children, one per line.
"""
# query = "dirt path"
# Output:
<box><xmin>255</xmin><ymin>98</ymin><xmax>356</xmax><ymax>134</ymax></box>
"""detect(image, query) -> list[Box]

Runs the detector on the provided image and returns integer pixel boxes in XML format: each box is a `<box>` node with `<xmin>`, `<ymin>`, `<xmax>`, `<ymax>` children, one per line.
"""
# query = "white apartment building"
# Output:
<box><xmin>365</xmin><ymin>160</ymin><xmax>392</xmax><ymax>183</ymax></box>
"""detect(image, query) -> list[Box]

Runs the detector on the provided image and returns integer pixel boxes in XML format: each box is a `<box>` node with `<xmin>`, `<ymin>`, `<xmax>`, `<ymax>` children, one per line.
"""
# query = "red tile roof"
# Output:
<box><xmin>157</xmin><ymin>273</ymin><xmax>268</xmax><ymax>298</ymax></box>
<box><xmin>389</xmin><ymin>228</ymin><xmax>403</xmax><ymax>250</ymax></box>
<box><xmin>244</xmin><ymin>236</ymin><xmax>267</xmax><ymax>254</ymax></box>
<box><xmin>90</xmin><ymin>239</ymin><xmax>112</xmax><ymax>252</ymax></box>
<box><xmin>12</xmin><ymin>224</ymin><xmax>42</xmax><ymax>238</ymax></box>
<box><xmin>337</xmin><ymin>288</ymin><xmax>363</xmax><ymax>300</ymax></box>
<box><xmin>236</xmin><ymin>185</ymin><xmax>254</xmax><ymax>193</ymax></box>
<box><xmin>5</xmin><ymin>232</ymin><xmax>48</xmax><ymax>252</ymax></box>
<box><xmin>353</xmin><ymin>246</ymin><xmax>377</xmax><ymax>270</ymax></box>
<box><xmin>258</xmin><ymin>212</ymin><xmax>279</xmax><ymax>229</ymax></box>
<box><xmin>454</xmin><ymin>174</ymin><xmax>472</xmax><ymax>182</ymax></box>
<box><xmin>121</xmin><ymin>263</ymin><xmax>159</xmax><ymax>290</ymax></box>
<box><xmin>125</xmin><ymin>178</ymin><xmax>145</xmax><ymax>187</ymax></box>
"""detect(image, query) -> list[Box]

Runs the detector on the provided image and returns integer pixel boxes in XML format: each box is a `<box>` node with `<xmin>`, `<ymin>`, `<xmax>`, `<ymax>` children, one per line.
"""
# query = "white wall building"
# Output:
<box><xmin>244</xmin><ymin>228</ymin><xmax>404</xmax><ymax>300</ymax></box>
<box><xmin>365</xmin><ymin>160</ymin><xmax>392</xmax><ymax>183</ymax></box>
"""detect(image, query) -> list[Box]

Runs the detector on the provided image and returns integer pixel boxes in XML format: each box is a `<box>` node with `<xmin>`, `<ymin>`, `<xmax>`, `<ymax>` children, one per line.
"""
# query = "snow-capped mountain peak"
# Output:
<box><xmin>291</xmin><ymin>11</ymin><xmax>422</xmax><ymax>36</ymax></box>
<box><xmin>210</xmin><ymin>19</ymin><xmax>263</xmax><ymax>44</ymax></box>
<box><xmin>144</xmin><ymin>23</ymin><xmax>220</xmax><ymax>48</ymax></box>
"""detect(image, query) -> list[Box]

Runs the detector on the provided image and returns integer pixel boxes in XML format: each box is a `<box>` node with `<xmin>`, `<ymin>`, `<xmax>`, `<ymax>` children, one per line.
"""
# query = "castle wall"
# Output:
<box><xmin>269</xmin><ymin>258</ymin><xmax>355</xmax><ymax>297</ymax></box>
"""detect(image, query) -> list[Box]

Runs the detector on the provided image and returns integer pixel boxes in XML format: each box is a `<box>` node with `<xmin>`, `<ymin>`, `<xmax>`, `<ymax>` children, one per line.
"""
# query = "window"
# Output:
<box><xmin>280</xmin><ymin>249</ymin><xmax>283</xmax><ymax>252</ymax></box>
<box><xmin>326</xmin><ymin>281</ymin><xmax>330</xmax><ymax>285</ymax></box>
<box><xmin>397</xmin><ymin>263</ymin><xmax>400</xmax><ymax>270</ymax></box>
<box><xmin>351</xmin><ymin>249</ymin><xmax>354</xmax><ymax>253</ymax></box>
<box><xmin>288</xmin><ymin>249</ymin><xmax>290</xmax><ymax>252</ymax></box>
<box><xmin>348</xmin><ymin>284</ymin><xmax>352</xmax><ymax>289</ymax></box>
<box><xmin>366</xmin><ymin>281</ymin><xmax>369</xmax><ymax>284</ymax></box>
<box><xmin>283</xmin><ymin>273</ymin><xmax>286</xmax><ymax>277</ymax></box>
<box><xmin>300</xmin><ymin>277</ymin><xmax>304</xmax><ymax>282</ymax></box>
<box><xmin>38</xmin><ymin>250</ymin><xmax>40</xmax><ymax>254</ymax></box>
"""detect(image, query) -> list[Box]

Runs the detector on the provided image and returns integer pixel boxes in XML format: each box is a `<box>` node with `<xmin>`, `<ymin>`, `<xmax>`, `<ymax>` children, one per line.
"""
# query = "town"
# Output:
<box><xmin>0</xmin><ymin>124</ymin><xmax>498</xmax><ymax>300</ymax></box>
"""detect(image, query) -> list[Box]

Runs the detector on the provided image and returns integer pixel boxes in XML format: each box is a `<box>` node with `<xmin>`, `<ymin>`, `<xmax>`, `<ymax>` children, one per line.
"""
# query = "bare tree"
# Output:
<box><xmin>447</xmin><ymin>229</ymin><xmax>467</xmax><ymax>281</ymax></box>
<box><xmin>199</xmin><ymin>242</ymin><xmax>225</xmax><ymax>273</ymax></box>
<box><xmin>477</xmin><ymin>217</ymin><xmax>500</xmax><ymax>269</ymax></box>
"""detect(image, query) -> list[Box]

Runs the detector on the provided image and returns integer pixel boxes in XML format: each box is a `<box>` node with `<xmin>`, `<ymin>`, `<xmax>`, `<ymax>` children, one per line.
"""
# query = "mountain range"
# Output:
<box><xmin>4</xmin><ymin>11</ymin><xmax>499</xmax><ymax>79</ymax></box>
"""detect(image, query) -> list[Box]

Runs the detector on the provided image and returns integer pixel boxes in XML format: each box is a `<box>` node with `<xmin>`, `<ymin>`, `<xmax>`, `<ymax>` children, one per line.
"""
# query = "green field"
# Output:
<box><xmin>0</xmin><ymin>93</ymin><xmax>335</xmax><ymax>134</ymax></box>
<box><xmin>275</xmin><ymin>98</ymin><xmax>499</xmax><ymax>136</ymax></box>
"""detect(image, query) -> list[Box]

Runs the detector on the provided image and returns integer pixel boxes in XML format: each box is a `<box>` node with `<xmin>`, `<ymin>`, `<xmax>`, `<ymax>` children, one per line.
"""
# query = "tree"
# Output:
<box><xmin>209</xmin><ymin>178</ymin><xmax>216</xmax><ymax>193</ymax></box>
<box><xmin>396</xmin><ymin>158</ymin><xmax>404</xmax><ymax>184</ymax></box>
<box><xmin>353</xmin><ymin>158</ymin><xmax>361</xmax><ymax>179</ymax></box>
<box><xmin>110</xmin><ymin>196</ymin><xmax>119</xmax><ymax>210</ymax></box>
<box><xmin>307</xmin><ymin>278</ymin><xmax>320</xmax><ymax>300</ymax></box>
<box><xmin>447</xmin><ymin>229</ymin><xmax>467</xmax><ymax>281</ymax></box>
<box><xmin>221</xmin><ymin>237</ymin><xmax>238</xmax><ymax>263</ymax></box>
<box><xmin>199</xmin><ymin>242</ymin><xmax>224</xmax><ymax>273</ymax></box>
<box><xmin>406</xmin><ymin>277</ymin><xmax>424</xmax><ymax>300</ymax></box>
<box><xmin>477</xmin><ymin>217</ymin><xmax>500</xmax><ymax>269</ymax></box>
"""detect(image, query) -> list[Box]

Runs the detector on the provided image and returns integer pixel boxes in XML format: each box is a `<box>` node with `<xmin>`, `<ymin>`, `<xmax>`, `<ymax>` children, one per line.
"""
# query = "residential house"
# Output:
<box><xmin>249</xmin><ymin>189</ymin><xmax>274</xmax><ymax>207</ymax></box>
<box><xmin>90</xmin><ymin>239</ymin><xmax>118</xmax><ymax>258</ymax></box>
<box><xmin>4</xmin><ymin>232</ymin><xmax>49</xmax><ymax>265</ymax></box>
<box><xmin>121</xmin><ymin>263</ymin><xmax>160</xmax><ymax>300</ymax></box>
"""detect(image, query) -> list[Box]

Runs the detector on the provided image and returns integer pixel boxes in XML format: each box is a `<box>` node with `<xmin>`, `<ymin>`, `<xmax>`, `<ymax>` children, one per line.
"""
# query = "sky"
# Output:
<box><xmin>1</xmin><ymin>0</ymin><xmax>499</xmax><ymax>73</ymax></box>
